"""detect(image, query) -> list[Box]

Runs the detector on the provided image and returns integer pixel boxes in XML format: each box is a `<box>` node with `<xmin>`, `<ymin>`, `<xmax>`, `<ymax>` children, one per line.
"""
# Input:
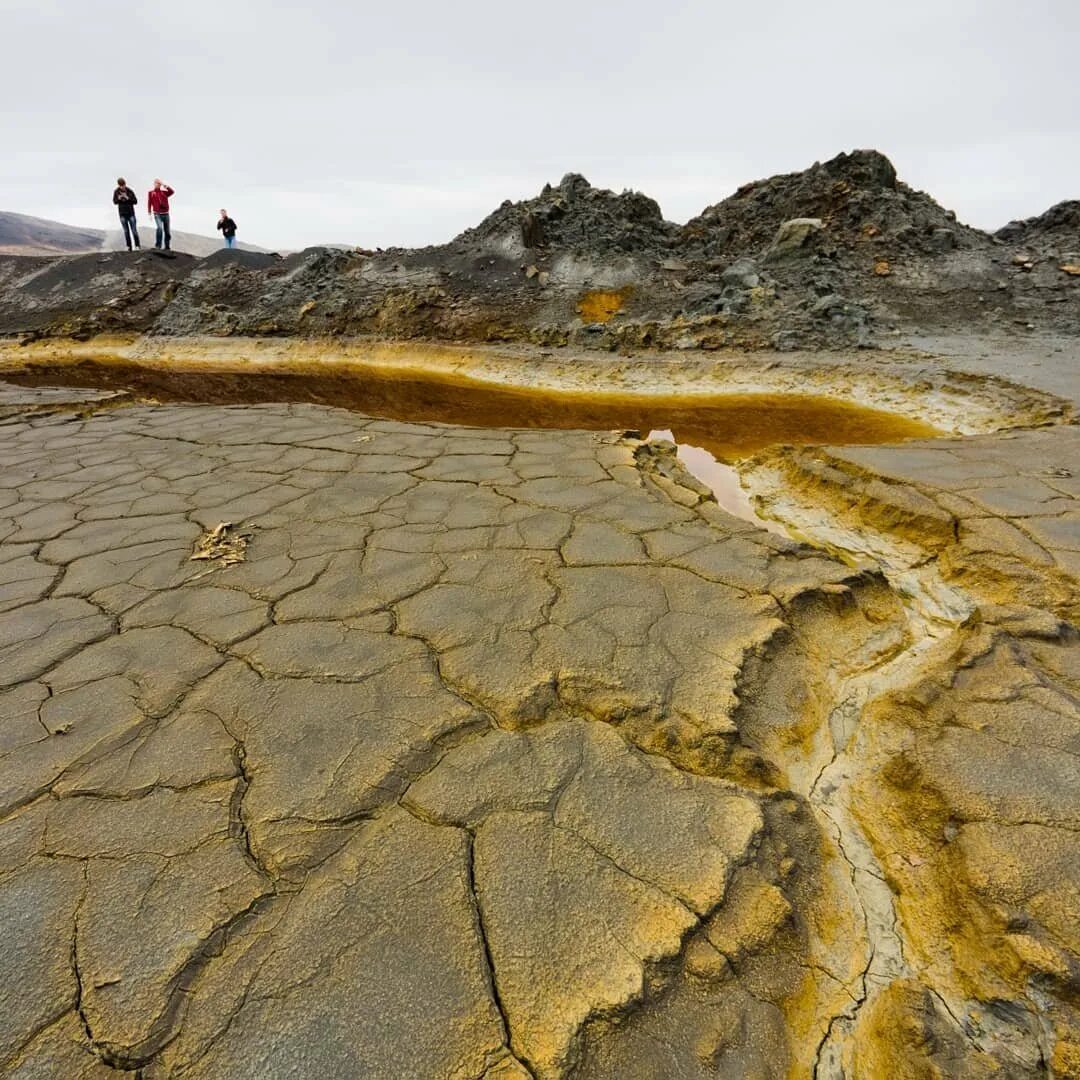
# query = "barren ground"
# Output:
<box><xmin>0</xmin><ymin>329</ymin><xmax>1076</xmax><ymax>1079</ymax></box>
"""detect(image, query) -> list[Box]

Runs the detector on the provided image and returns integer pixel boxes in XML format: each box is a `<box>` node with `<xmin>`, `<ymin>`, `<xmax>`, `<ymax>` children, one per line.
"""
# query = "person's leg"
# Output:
<box><xmin>131</xmin><ymin>218</ymin><xmax>140</xmax><ymax>249</ymax></box>
<box><xmin>154</xmin><ymin>214</ymin><xmax>163</xmax><ymax>249</ymax></box>
<box><xmin>225</xmin><ymin>235</ymin><xmax>235</xmax><ymax>248</ymax></box>
<box><xmin>120</xmin><ymin>217</ymin><xmax>132</xmax><ymax>250</ymax></box>
<box><xmin>162</xmin><ymin>213</ymin><xmax>171</xmax><ymax>250</ymax></box>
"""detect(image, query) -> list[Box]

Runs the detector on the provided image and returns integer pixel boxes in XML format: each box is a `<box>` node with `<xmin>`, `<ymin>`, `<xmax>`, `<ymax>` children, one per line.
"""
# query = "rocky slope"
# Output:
<box><xmin>0</xmin><ymin>150</ymin><xmax>1076</xmax><ymax>349</ymax></box>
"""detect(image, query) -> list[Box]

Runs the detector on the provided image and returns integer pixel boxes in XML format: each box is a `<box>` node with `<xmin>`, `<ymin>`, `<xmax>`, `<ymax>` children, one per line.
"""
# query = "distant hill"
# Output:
<box><xmin>0</xmin><ymin>210</ymin><xmax>270</xmax><ymax>258</ymax></box>
<box><xmin>0</xmin><ymin>212</ymin><xmax>104</xmax><ymax>256</ymax></box>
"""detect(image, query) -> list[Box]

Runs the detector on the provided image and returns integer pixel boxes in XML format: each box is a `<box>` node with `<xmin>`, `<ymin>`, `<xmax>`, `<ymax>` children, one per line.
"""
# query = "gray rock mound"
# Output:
<box><xmin>456</xmin><ymin>173</ymin><xmax>680</xmax><ymax>257</ymax></box>
<box><xmin>682</xmin><ymin>149</ymin><xmax>986</xmax><ymax>261</ymax></box>
<box><xmin>996</xmin><ymin>200</ymin><xmax>1080</xmax><ymax>252</ymax></box>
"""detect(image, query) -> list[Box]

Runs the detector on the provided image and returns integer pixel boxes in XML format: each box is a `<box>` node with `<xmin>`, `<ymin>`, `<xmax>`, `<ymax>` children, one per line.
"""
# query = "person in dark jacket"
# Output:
<box><xmin>147</xmin><ymin>179</ymin><xmax>175</xmax><ymax>250</ymax></box>
<box><xmin>112</xmin><ymin>178</ymin><xmax>140</xmax><ymax>251</ymax></box>
<box><xmin>216</xmin><ymin>210</ymin><xmax>238</xmax><ymax>248</ymax></box>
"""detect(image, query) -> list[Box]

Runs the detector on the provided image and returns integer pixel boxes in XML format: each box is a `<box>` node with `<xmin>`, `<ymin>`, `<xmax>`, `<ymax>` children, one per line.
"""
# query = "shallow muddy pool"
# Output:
<box><xmin>1</xmin><ymin>360</ymin><xmax>941</xmax><ymax>526</ymax></box>
<box><xmin>2</xmin><ymin>361</ymin><xmax>941</xmax><ymax>452</ymax></box>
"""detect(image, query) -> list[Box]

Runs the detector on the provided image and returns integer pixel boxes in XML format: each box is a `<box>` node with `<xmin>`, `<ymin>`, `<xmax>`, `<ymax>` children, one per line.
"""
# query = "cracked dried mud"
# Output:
<box><xmin>1</xmin><ymin>339</ymin><xmax>1078</xmax><ymax>1079</ymax></box>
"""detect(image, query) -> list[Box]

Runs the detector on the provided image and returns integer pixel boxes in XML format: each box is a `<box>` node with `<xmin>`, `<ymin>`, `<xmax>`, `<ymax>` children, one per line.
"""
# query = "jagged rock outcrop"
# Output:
<box><xmin>458</xmin><ymin>172</ymin><xmax>679</xmax><ymax>258</ymax></box>
<box><xmin>996</xmin><ymin>199</ymin><xmax>1080</xmax><ymax>249</ymax></box>
<box><xmin>682</xmin><ymin>149</ymin><xmax>983</xmax><ymax>259</ymax></box>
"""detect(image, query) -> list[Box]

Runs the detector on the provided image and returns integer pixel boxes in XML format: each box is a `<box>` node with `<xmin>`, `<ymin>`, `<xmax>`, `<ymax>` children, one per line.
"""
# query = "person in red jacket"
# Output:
<box><xmin>147</xmin><ymin>179</ymin><xmax>175</xmax><ymax>251</ymax></box>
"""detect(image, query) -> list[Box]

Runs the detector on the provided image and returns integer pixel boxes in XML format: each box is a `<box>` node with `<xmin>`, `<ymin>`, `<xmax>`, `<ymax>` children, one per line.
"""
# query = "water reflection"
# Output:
<box><xmin>647</xmin><ymin>430</ymin><xmax>782</xmax><ymax>531</ymax></box>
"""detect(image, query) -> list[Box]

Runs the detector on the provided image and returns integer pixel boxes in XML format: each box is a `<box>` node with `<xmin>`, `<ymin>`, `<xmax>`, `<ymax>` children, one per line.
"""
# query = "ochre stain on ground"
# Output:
<box><xmin>577</xmin><ymin>288</ymin><xmax>632</xmax><ymax>324</ymax></box>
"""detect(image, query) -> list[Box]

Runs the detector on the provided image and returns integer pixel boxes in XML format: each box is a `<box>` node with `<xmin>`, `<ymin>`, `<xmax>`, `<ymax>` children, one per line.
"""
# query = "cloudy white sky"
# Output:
<box><xmin>1</xmin><ymin>0</ymin><xmax>1076</xmax><ymax>251</ymax></box>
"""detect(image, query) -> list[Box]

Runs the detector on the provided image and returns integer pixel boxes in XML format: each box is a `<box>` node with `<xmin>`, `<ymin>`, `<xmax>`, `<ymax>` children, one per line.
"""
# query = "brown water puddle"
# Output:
<box><xmin>3</xmin><ymin>360</ymin><xmax>940</xmax><ymax>530</ymax></box>
<box><xmin>3</xmin><ymin>361</ymin><xmax>940</xmax><ymax>458</ymax></box>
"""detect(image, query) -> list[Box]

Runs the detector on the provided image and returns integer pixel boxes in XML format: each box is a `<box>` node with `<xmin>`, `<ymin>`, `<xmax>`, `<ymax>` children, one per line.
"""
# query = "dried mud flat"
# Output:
<box><xmin>0</xmin><ymin>334</ymin><xmax>1077</xmax><ymax>1080</ymax></box>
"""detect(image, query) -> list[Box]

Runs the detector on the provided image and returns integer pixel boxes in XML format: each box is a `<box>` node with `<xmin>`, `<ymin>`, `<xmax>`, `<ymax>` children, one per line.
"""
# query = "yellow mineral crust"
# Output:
<box><xmin>576</xmin><ymin>288</ymin><xmax>632</xmax><ymax>323</ymax></box>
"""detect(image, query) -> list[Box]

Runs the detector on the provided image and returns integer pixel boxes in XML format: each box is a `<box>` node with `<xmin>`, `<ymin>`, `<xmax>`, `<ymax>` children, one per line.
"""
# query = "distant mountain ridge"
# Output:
<box><xmin>0</xmin><ymin>212</ymin><xmax>104</xmax><ymax>256</ymax></box>
<box><xmin>0</xmin><ymin>210</ymin><xmax>270</xmax><ymax>257</ymax></box>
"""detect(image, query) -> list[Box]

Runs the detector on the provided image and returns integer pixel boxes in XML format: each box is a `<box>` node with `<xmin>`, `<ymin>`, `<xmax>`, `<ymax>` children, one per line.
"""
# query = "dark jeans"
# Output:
<box><xmin>154</xmin><ymin>212</ymin><xmax>171</xmax><ymax>250</ymax></box>
<box><xmin>120</xmin><ymin>215</ymin><xmax>140</xmax><ymax>249</ymax></box>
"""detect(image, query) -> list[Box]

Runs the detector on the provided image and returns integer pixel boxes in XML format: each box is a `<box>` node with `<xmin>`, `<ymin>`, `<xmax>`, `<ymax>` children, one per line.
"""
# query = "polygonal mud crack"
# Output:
<box><xmin>1</xmin><ymin>397</ymin><xmax>1077</xmax><ymax>1077</ymax></box>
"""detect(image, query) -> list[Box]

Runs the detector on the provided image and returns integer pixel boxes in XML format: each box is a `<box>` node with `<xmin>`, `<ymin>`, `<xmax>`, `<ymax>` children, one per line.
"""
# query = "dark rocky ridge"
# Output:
<box><xmin>0</xmin><ymin>150</ymin><xmax>1076</xmax><ymax>350</ymax></box>
<box><xmin>682</xmin><ymin>149</ymin><xmax>984</xmax><ymax>258</ymax></box>
<box><xmin>997</xmin><ymin>200</ymin><xmax>1080</xmax><ymax>252</ymax></box>
<box><xmin>459</xmin><ymin>171</ymin><xmax>680</xmax><ymax>257</ymax></box>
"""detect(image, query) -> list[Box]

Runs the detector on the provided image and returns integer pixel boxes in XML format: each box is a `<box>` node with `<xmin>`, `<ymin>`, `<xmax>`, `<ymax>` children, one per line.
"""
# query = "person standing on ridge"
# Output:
<box><xmin>112</xmin><ymin>178</ymin><xmax>140</xmax><ymax>251</ymax></box>
<box><xmin>147</xmin><ymin>178</ymin><xmax>175</xmax><ymax>251</ymax></box>
<box><xmin>216</xmin><ymin>209</ymin><xmax>238</xmax><ymax>248</ymax></box>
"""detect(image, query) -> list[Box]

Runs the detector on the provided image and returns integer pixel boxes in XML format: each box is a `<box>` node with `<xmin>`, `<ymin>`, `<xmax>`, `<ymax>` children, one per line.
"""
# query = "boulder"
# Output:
<box><xmin>811</xmin><ymin>293</ymin><xmax>847</xmax><ymax>317</ymax></box>
<box><xmin>764</xmin><ymin>218</ymin><xmax>823</xmax><ymax>261</ymax></box>
<box><xmin>721</xmin><ymin>257</ymin><xmax>761</xmax><ymax>289</ymax></box>
<box><xmin>930</xmin><ymin>228</ymin><xmax>957</xmax><ymax>252</ymax></box>
<box><xmin>810</xmin><ymin>293</ymin><xmax>869</xmax><ymax>334</ymax></box>
<box><xmin>521</xmin><ymin>212</ymin><xmax>544</xmax><ymax>249</ymax></box>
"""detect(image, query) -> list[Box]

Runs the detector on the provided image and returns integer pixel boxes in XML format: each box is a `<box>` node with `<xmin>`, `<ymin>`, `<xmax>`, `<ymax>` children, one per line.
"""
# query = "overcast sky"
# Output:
<box><xmin>1</xmin><ymin>0</ymin><xmax>1076</xmax><ymax>251</ymax></box>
